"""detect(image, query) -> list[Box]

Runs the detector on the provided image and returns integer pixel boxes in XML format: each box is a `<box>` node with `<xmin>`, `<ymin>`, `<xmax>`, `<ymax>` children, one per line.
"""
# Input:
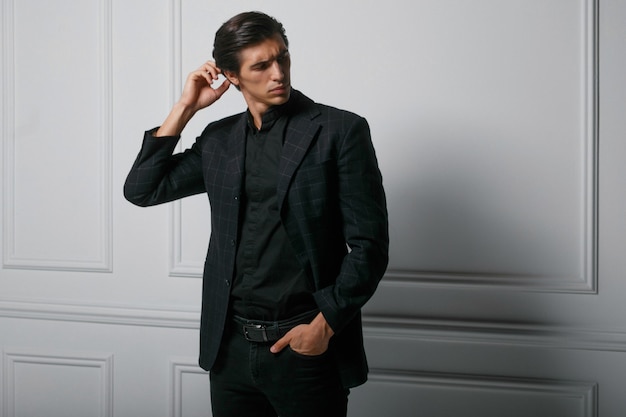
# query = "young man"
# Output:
<box><xmin>124</xmin><ymin>11</ymin><xmax>388</xmax><ymax>417</ymax></box>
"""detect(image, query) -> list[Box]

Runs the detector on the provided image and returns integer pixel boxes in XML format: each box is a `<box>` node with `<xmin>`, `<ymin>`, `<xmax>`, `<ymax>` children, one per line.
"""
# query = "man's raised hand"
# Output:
<box><xmin>156</xmin><ymin>61</ymin><xmax>230</xmax><ymax>137</ymax></box>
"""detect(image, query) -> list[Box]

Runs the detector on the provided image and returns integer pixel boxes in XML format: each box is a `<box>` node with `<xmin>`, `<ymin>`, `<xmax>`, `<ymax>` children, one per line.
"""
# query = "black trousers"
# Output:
<box><xmin>209</xmin><ymin>323</ymin><xmax>349</xmax><ymax>417</ymax></box>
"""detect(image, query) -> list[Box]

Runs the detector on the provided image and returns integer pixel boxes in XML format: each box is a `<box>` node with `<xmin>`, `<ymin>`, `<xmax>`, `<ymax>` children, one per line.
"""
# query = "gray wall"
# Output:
<box><xmin>1</xmin><ymin>0</ymin><xmax>625</xmax><ymax>416</ymax></box>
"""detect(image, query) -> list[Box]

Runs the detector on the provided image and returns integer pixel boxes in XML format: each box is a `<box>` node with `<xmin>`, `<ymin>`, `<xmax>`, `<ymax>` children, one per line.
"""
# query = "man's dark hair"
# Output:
<box><xmin>213</xmin><ymin>11</ymin><xmax>288</xmax><ymax>75</ymax></box>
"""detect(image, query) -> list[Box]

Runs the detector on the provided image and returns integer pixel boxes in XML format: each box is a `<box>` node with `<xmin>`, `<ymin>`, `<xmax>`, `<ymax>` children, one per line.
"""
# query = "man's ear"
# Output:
<box><xmin>223</xmin><ymin>70</ymin><xmax>239</xmax><ymax>87</ymax></box>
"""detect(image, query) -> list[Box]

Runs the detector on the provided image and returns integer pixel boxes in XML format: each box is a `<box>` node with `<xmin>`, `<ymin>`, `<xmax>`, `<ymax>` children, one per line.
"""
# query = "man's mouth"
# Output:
<box><xmin>269</xmin><ymin>84</ymin><xmax>289</xmax><ymax>94</ymax></box>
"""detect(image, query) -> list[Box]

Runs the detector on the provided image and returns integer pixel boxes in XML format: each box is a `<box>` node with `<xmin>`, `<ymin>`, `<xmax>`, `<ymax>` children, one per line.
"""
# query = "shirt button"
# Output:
<box><xmin>225</xmin><ymin>280</ymin><xmax>231</xmax><ymax>287</ymax></box>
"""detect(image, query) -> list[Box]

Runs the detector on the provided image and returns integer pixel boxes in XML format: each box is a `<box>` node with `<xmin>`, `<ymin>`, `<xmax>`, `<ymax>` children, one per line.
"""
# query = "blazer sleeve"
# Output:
<box><xmin>124</xmin><ymin>128</ymin><xmax>206</xmax><ymax>207</ymax></box>
<box><xmin>312</xmin><ymin>116</ymin><xmax>389</xmax><ymax>333</ymax></box>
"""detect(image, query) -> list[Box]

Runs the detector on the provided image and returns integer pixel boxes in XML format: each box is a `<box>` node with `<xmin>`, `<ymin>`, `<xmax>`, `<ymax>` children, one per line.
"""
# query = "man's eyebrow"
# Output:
<box><xmin>250</xmin><ymin>49</ymin><xmax>289</xmax><ymax>69</ymax></box>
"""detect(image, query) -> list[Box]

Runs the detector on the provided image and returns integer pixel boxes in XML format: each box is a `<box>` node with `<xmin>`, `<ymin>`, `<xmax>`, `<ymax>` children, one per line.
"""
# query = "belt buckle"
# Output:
<box><xmin>243</xmin><ymin>324</ymin><xmax>268</xmax><ymax>342</ymax></box>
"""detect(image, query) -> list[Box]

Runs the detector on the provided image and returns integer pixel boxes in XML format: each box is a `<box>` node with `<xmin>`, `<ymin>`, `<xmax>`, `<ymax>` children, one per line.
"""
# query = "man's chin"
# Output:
<box><xmin>272</xmin><ymin>91</ymin><xmax>291</xmax><ymax>105</ymax></box>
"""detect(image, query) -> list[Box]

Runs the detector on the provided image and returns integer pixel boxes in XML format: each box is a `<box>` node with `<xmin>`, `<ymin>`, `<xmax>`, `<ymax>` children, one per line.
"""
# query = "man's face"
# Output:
<box><xmin>227</xmin><ymin>34</ymin><xmax>291</xmax><ymax>117</ymax></box>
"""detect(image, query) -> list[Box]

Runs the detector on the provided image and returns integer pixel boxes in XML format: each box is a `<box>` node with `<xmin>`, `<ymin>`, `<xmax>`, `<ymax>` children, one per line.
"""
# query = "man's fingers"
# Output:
<box><xmin>200</xmin><ymin>61</ymin><xmax>221</xmax><ymax>79</ymax></box>
<box><xmin>215</xmin><ymin>79</ymin><xmax>231</xmax><ymax>95</ymax></box>
<box><xmin>270</xmin><ymin>335</ymin><xmax>290</xmax><ymax>354</ymax></box>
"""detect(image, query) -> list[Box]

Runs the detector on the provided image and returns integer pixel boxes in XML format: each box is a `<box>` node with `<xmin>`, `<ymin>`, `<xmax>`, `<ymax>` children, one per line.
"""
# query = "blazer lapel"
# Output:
<box><xmin>276</xmin><ymin>108</ymin><xmax>321</xmax><ymax>211</ymax></box>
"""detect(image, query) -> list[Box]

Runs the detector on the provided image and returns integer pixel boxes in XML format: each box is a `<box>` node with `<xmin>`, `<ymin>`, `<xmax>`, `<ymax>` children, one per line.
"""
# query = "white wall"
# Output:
<box><xmin>2</xmin><ymin>0</ymin><xmax>626</xmax><ymax>416</ymax></box>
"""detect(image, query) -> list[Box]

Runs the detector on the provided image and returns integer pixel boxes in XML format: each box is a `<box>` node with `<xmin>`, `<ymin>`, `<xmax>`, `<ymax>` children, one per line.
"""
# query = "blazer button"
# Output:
<box><xmin>230</xmin><ymin>240</ymin><xmax>236</xmax><ymax>246</ymax></box>
<box><xmin>225</xmin><ymin>280</ymin><xmax>231</xmax><ymax>287</ymax></box>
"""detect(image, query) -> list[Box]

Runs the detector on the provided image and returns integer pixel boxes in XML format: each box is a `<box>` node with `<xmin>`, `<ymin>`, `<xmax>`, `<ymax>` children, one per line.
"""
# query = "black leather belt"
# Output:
<box><xmin>232</xmin><ymin>310</ymin><xmax>319</xmax><ymax>343</ymax></box>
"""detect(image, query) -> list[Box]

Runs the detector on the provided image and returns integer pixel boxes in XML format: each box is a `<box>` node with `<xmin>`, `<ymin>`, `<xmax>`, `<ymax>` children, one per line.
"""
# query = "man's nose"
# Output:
<box><xmin>270</xmin><ymin>61</ymin><xmax>284</xmax><ymax>80</ymax></box>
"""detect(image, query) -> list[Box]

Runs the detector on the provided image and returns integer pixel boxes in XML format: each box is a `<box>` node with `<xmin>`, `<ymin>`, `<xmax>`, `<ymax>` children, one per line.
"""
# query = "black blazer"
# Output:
<box><xmin>124</xmin><ymin>90</ymin><xmax>389</xmax><ymax>388</ymax></box>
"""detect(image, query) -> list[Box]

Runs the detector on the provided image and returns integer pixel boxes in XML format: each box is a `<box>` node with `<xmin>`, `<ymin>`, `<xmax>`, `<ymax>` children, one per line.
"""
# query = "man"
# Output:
<box><xmin>124</xmin><ymin>11</ymin><xmax>388</xmax><ymax>417</ymax></box>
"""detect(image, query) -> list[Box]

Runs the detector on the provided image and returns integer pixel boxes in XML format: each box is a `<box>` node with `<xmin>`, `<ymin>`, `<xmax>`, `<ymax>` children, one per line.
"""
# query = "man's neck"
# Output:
<box><xmin>244</xmin><ymin>99</ymin><xmax>271</xmax><ymax>130</ymax></box>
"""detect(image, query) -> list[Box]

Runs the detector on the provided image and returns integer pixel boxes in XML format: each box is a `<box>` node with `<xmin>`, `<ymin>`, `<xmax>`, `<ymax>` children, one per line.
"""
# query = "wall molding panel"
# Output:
<box><xmin>167</xmin><ymin>0</ymin><xmax>208</xmax><ymax>279</ymax></box>
<box><xmin>169</xmin><ymin>358</ymin><xmax>210</xmax><ymax>417</ymax></box>
<box><xmin>363</xmin><ymin>315</ymin><xmax>626</xmax><ymax>354</ymax></box>
<box><xmin>349</xmin><ymin>369</ymin><xmax>597</xmax><ymax>417</ymax></box>
<box><xmin>164</xmin><ymin>0</ymin><xmax>600</xmax><ymax>288</ymax></box>
<box><xmin>2</xmin><ymin>0</ymin><xmax>113</xmax><ymax>273</ymax></box>
<box><xmin>0</xmin><ymin>298</ymin><xmax>200</xmax><ymax>330</ymax></box>
<box><xmin>2</xmin><ymin>298</ymin><xmax>626</xmax><ymax>354</ymax></box>
<box><xmin>385</xmin><ymin>0</ymin><xmax>599</xmax><ymax>294</ymax></box>
<box><xmin>2</xmin><ymin>349</ymin><xmax>113</xmax><ymax>417</ymax></box>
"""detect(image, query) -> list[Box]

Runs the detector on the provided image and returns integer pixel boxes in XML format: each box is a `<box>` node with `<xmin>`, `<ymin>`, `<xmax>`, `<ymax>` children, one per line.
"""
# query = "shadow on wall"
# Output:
<box><xmin>356</xmin><ymin>122</ymin><xmax>595</xmax><ymax>417</ymax></box>
<box><xmin>381</xmin><ymin>119</ymin><xmax>586</xmax><ymax>288</ymax></box>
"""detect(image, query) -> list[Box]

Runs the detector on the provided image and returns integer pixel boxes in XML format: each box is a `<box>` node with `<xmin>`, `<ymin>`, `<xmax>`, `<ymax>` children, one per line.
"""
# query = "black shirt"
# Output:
<box><xmin>231</xmin><ymin>99</ymin><xmax>316</xmax><ymax>321</ymax></box>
